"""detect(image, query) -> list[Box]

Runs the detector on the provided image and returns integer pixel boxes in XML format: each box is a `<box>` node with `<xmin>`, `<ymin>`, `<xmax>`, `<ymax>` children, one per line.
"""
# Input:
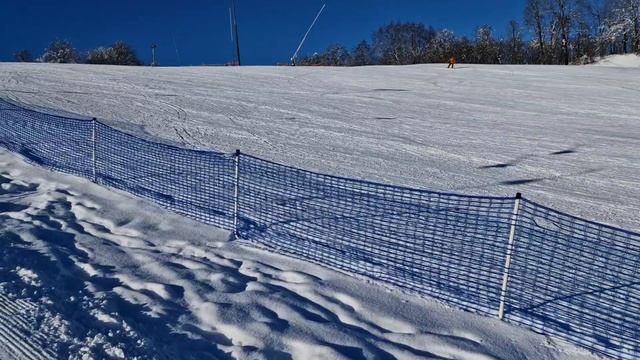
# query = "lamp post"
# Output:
<box><xmin>151</xmin><ymin>44</ymin><xmax>157</xmax><ymax>67</ymax></box>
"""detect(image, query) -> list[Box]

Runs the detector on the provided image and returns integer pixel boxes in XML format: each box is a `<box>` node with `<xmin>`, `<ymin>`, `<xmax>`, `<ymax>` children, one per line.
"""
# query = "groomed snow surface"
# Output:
<box><xmin>0</xmin><ymin>151</ymin><xmax>598</xmax><ymax>359</ymax></box>
<box><xmin>0</xmin><ymin>62</ymin><xmax>639</xmax><ymax>234</ymax></box>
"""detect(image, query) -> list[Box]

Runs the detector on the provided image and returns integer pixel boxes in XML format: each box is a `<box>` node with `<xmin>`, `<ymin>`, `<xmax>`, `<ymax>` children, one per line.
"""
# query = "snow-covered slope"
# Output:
<box><xmin>0</xmin><ymin>63</ymin><xmax>638</xmax><ymax>233</ymax></box>
<box><xmin>0</xmin><ymin>150</ymin><xmax>599</xmax><ymax>360</ymax></box>
<box><xmin>593</xmin><ymin>54</ymin><xmax>640</xmax><ymax>68</ymax></box>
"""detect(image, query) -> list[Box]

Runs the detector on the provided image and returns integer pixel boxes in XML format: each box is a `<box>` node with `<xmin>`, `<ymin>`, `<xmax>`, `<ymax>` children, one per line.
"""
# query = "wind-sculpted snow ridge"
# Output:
<box><xmin>1</xmin><ymin>88</ymin><xmax>640</xmax><ymax>359</ymax></box>
<box><xmin>0</xmin><ymin>151</ymin><xmax>598</xmax><ymax>359</ymax></box>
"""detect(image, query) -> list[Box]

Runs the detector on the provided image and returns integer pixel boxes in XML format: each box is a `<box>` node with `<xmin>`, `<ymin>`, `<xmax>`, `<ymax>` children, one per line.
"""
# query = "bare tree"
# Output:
<box><xmin>323</xmin><ymin>45</ymin><xmax>351</xmax><ymax>66</ymax></box>
<box><xmin>525</xmin><ymin>0</ymin><xmax>551</xmax><ymax>63</ymax></box>
<box><xmin>426</xmin><ymin>29</ymin><xmax>457</xmax><ymax>62</ymax></box>
<box><xmin>14</xmin><ymin>50</ymin><xmax>33</xmax><ymax>62</ymax></box>
<box><xmin>504</xmin><ymin>20</ymin><xmax>527</xmax><ymax>63</ymax></box>
<box><xmin>548</xmin><ymin>0</ymin><xmax>580</xmax><ymax>64</ymax></box>
<box><xmin>453</xmin><ymin>36</ymin><xmax>475</xmax><ymax>63</ymax></box>
<box><xmin>579</xmin><ymin>0</ymin><xmax>608</xmax><ymax>56</ymax></box>
<box><xmin>299</xmin><ymin>52</ymin><xmax>322</xmax><ymax>66</ymax></box>
<box><xmin>474</xmin><ymin>25</ymin><xmax>500</xmax><ymax>63</ymax></box>
<box><xmin>290</xmin><ymin>6</ymin><xmax>621</xmax><ymax>67</ymax></box>
<box><xmin>372</xmin><ymin>22</ymin><xmax>437</xmax><ymax>65</ymax></box>
<box><xmin>585</xmin><ymin>0</ymin><xmax>608</xmax><ymax>36</ymax></box>
<box><xmin>351</xmin><ymin>41</ymin><xmax>373</xmax><ymax>66</ymax></box>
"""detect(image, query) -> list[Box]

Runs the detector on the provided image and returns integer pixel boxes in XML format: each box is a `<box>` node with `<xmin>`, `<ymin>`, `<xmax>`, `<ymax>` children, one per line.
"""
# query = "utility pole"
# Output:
<box><xmin>230</xmin><ymin>0</ymin><xmax>241</xmax><ymax>66</ymax></box>
<box><xmin>151</xmin><ymin>44</ymin><xmax>158</xmax><ymax>66</ymax></box>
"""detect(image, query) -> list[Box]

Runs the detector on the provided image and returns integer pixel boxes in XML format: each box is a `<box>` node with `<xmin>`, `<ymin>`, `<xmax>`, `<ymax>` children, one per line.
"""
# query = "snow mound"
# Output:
<box><xmin>593</xmin><ymin>54</ymin><xmax>640</xmax><ymax>67</ymax></box>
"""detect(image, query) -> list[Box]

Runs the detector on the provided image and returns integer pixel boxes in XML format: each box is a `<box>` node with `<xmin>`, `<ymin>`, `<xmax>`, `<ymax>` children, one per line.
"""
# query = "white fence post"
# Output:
<box><xmin>92</xmin><ymin>118</ymin><xmax>97</xmax><ymax>183</ymax></box>
<box><xmin>233</xmin><ymin>149</ymin><xmax>241</xmax><ymax>239</ymax></box>
<box><xmin>498</xmin><ymin>192</ymin><xmax>522</xmax><ymax>320</ymax></box>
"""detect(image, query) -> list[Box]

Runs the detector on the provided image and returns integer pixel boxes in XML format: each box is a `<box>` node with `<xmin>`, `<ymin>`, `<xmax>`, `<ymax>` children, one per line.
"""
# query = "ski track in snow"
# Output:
<box><xmin>0</xmin><ymin>294</ymin><xmax>53</xmax><ymax>360</ymax></box>
<box><xmin>0</xmin><ymin>63</ymin><xmax>638</xmax><ymax>233</ymax></box>
<box><xmin>0</xmin><ymin>150</ymin><xmax>599</xmax><ymax>359</ymax></box>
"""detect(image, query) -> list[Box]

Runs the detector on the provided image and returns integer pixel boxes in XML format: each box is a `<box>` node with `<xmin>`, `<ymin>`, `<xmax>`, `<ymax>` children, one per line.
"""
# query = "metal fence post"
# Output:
<box><xmin>498</xmin><ymin>192</ymin><xmax>522</xmax><ymax>320</ymax></box>
<box><xmin>92</xmin><ymin>118</ymin><xmax>97</xmax><ymax>183</ymax></box>
<box><xmin>233</xmin><ymin>149</ymin><xmax>241</xmax><ymax>239</ymax></box>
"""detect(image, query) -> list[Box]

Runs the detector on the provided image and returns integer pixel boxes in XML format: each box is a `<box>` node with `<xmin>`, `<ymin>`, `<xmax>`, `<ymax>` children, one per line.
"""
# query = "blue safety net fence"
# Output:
<box><xmin>0</xmin><ymin>97</ymin><xmax>638</xmax><ymax>359</ymax></box>
<box><xmin>0</xmin><ymin>99</ymin><xmax>93</xmax><ymax>178</ymax></box>
<box><xmin>94</xmin><ymin>122</ymin><xmax>235</xmax><ymax>229</ymax></box>
<box><xmin>237</xmin><ymin>154</ymin><xmax>515</xmax><ymax>314</ymax></box>
<box><xmin>506</xmin><ymin>199</ymin><xmax>640</xmax><ymax>359</ymax></box>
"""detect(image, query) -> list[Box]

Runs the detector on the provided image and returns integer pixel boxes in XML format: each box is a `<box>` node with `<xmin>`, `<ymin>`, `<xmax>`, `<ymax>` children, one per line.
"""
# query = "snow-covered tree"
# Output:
<box><xmin>40</xmin><ymin>39</ymin><xmax>78</xmax><ymax>63</ymax></box>
<box><xmin>110</xmin><ymin>42</ymin><xmax>142</xmax><ymax>65</ymax></box>
<box><xmin>86</xmin><ymin>47</ymin><xmax>111</xmax><ymax>64</ymax></box>
<box><xmin>600</xmin><ymin>0</ymin><xmax>640</xmax><ymax>53</ymax></box>
<box><xmin>87</xmin><ymin>42</ymin><xmax>141</xmax><ymax>65</ymax></box>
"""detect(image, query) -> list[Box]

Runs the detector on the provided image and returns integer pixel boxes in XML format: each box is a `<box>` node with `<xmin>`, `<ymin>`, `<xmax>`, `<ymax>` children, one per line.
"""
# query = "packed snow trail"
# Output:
<box><xmin>0</xmin><ymin>150</ymin><xmax>599</xmax><ymax>359</ymax></box>
<box><xmin>0</xmin><ymin>63</ymin><xmax>638</xmax><ymax>233</ymax></box>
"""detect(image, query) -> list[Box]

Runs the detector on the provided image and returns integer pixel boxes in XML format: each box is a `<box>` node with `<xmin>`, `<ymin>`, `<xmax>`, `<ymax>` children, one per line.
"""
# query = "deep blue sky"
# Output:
<box><xmin>0</xmin><ymin>0</ymin><xmax>526</xmax><ymax>66</ymax></box>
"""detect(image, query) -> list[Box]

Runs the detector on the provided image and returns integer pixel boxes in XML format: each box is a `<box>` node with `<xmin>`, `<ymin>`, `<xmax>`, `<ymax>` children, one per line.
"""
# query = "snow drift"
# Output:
<box><xmin>593</xmin><ymin>54</ymin><xmax>640</xmax><ymax>68</ymax></box>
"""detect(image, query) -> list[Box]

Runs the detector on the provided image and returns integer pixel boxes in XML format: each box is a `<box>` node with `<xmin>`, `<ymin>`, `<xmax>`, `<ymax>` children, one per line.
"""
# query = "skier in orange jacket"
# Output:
<box><xmin>448</xmin><ymin>56</ymin><xmax>456</xmax><ymax>69</ymax></box>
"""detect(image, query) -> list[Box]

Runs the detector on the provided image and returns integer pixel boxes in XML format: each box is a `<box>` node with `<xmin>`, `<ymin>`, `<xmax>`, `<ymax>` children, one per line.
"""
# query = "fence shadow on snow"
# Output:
<box><xmin>0</xmin><ymin>98</ymin><xmax>638</xmax><ymax>359</ymax></box>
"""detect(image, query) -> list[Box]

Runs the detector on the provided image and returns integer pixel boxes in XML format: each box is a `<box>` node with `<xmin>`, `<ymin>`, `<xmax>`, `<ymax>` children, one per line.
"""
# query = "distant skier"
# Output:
<box><xmin>448</xmin><ymin>56</ymin><xmax>456</xmax><ymax>69</ymax></box>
